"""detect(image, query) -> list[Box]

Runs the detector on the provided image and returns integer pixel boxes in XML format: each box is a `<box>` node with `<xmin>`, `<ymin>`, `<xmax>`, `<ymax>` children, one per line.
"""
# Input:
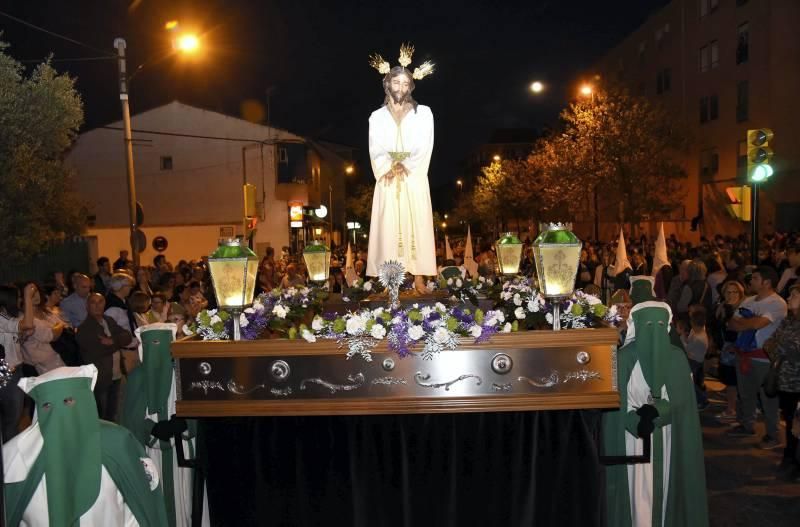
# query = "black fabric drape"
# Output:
<box><xmin>202</xmin><ymin>410</ymin><xmax>606</xmax><ymax>527</ymax></box>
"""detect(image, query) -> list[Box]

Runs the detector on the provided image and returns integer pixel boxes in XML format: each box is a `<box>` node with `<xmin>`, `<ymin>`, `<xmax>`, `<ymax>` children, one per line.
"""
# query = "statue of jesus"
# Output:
<box><xmin>366</xmin><ymin>45</ymin><xmax>436</xmax><ymax>294</ymax></box>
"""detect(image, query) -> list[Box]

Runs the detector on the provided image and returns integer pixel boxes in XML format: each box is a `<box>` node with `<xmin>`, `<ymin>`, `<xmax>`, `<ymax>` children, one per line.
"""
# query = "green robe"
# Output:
<box><xmin>602</xmin><ymin>303</ymin><xmax>708</xmax><ymax>527</ymax></box>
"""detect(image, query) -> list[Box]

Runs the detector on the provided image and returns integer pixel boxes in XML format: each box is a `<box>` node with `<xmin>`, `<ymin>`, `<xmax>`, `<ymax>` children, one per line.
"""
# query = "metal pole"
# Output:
<box><xmin>114</xmin><ymin>38</ymin><xmax>140</xmax><ymax>268</ymax></box>
<box><xmin>750</xmin><ymin>182</ymin><xmax>759</xmax><ymax>265</ymax></box>
<box><xmin>329</xmin><ymin>184</ymin><xmax>333</xmax><ymax>245</ymax></box>
<box><xmin>242</xmin><ymin>146</ymin><xmax>248</xmax><ymax>240</ymax></box>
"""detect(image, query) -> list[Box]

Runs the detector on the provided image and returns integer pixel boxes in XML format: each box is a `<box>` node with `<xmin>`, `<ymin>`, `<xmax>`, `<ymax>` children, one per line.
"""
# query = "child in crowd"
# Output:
<box><xmin>679</xmin><ymin>309</ymin><xmax>710</xmax><ymax>410</ymax></box>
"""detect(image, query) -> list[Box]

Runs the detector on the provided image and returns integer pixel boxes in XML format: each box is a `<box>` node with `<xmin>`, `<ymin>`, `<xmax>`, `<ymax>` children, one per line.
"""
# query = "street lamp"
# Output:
<box><xmin>208</xmin><ymin>238</ymin><xmax>259</xmax><ymax>340</ymax></box>
<box><xmin>579</xmin><ymin>84</ymin><xmax>593</xmax><ymax>97</ymax></box>
<box><xmin>530</xmin><ymin>81</ymin><xmax>544</xmax><ymax>94</ymax></box>
<box><xmin>493</xmin><ymin>154</ymin><xmax>501</xmax><ymax>162</ymax></box>
<box><xmin>114</xmin><ymin>33</ymin><xmax>201</xmax><ymax>268</ymax></box>
<box><xmin>303</xmin><ymin>240</ymin><xmax>331</xmax><ymax>284</ymax></box>
<box><xmin>345</xmin><ymin>164</ymin><xmax>355</xmax><ymax>175</ymax></box>
<box><xmin>496</xmin><ymin>232</ymin><xmax>523</xmax><ymax>276</ymax></box>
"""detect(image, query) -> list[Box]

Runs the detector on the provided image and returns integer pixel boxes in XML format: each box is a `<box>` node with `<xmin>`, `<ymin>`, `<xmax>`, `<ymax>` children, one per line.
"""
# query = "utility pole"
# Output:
<box><xmin>114</xmin><ymin>38</ymin><xmax>140</xmax><ymax>268</ymax></box>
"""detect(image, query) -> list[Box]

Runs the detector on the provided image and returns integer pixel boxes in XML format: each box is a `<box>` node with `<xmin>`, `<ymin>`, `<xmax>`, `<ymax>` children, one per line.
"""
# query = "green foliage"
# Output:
<box><xmin>0</xmin><ymin>41</ymin><xmax>86</xmax><ymax>261</ymax></box>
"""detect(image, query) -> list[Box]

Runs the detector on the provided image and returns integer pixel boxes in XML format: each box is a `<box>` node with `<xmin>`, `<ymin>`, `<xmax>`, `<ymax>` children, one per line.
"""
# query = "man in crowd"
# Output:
<box><xmin>60</xmin><ymin>273</ymin><xmax>92</xmax><ymax>328</ymax></box>
<box><xmin>727</xmin><ymin>266</ymin><xmax>788</xmax><ymax>449</ymax></box>
<box><xmin>94</xmin><ymin>257</ymin><xmax>113</xmax><ymax>296</ymax></box>
<box><xmin>77</xmin><ymin>293</ymin><xmax>132</xmax><ymax>421</ymax></box>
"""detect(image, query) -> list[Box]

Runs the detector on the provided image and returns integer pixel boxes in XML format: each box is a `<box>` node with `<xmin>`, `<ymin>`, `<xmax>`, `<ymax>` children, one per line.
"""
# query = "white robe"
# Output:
<box><xmin>3</xmin><ymin>423</ymin><xmax>144</xmax><ymax>526</ymax></box>
<box><xmin>367</xmin><ymin>104</ymin><xmax>436</xmax><ymax>276</ymax></box>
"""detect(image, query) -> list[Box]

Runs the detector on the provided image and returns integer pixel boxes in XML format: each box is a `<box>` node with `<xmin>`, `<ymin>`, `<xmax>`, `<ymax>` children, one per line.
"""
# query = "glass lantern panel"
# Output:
<box><xmin>535</xmin><ymin>245</ymin><xmax>581</xmax><ymax>297</ymax></box>
<box><xmin>498</xmin><ymin>244</ymin><xmax>523</xmax><ymax>275</ymax></box>
<box><xmin>305</xmin><ymin>251</ymin><xmax>330</xmax><ymax>282</ymax></box>
<box><xmin>209</xmin><ymin>259</ymin><xmax>250</xmax><ymax>308</ymax></box>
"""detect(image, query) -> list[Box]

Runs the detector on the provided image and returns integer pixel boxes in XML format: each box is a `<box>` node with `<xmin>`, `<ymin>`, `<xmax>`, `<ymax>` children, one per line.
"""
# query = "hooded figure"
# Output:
<box><xmin>651</xmin><ymin>223</ymin><xmax>672</xmax><ymax>300</ymax></box>
<box><xmin>121</xmin><ymin>323</ymin><xmax>209</xmax><ymax>527</ymax></box>
<box><xmin>627</xmin><ymin>279</ymin><xmax>684</xmax><ymax>350</ymax></box>
<box><xmin>602</xmin><ymin>302</ymin><xmax>708</xmax><ymax>527</ymax></box>
<box><xmin>3</xmin><ymin>365</ymin><xmax>168</xmax><ymax>526</ymax></box>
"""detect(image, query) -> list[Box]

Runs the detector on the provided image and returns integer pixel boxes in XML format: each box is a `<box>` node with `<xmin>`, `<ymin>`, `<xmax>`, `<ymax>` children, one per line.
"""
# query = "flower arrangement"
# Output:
<box><xmin>341</xmin><ymin>278</ymin><xmax>383</xmax><ymax>303</ymax></box>
<box><xmin>185</xmin><ymin>308</ymin><xmax>233</xmax><ymax>340</ymax></box>
<box><xmin>310</xmin><ymin>302</ymin><xmax>510</xmax><ymax>361</ymax></box>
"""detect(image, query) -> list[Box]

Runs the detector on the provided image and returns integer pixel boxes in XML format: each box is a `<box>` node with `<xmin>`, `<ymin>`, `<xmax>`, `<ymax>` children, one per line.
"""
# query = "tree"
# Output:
<box><xmin>0</xmin><ymin>41</ymin><xmax>86</xmax><ymax>261</ymax></box>
<box><xmin>530</xmin><ymin>86</ymin><xmax>688</xmax><ymax>229</ymax></box>
<box><xmin>345</xmin><ymin>183</ymin><xmax>374</xmax><ymax>227</ymax></box>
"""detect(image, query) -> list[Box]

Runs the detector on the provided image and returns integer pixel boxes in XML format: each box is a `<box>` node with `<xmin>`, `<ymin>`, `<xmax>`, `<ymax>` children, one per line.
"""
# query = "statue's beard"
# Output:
<box><xmin>389</xmin><ymin>88</ymin><xmax>410</xmax><ymax>105</ymax></box>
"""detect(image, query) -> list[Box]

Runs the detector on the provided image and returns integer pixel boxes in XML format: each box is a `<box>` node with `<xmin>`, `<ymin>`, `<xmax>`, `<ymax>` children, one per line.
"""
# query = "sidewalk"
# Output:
<box><xmin>703</xmin><ymin>379</ymin><xmax>800</xmax><ymax>527</ymax></box>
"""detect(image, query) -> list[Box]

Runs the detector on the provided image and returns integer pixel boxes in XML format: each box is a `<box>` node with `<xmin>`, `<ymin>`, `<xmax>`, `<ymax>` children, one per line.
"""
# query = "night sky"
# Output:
<box><xmin>1</xmin><ymin>0</ymin><xmax>669</xmax><ymax>195</ymax></box>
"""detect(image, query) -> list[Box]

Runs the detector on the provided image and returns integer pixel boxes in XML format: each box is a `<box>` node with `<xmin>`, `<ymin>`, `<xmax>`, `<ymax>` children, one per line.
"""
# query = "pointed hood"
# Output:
<box><xmin>651</xmin><ymin>223</ymin><xmax>669</xmax><ymax>276</ymax></box>
<box><xmin>344</xmin><ymin>243</ymin><xmax>358</xmax><ymax>287</ymax></box>
<box><xmin>463</xmin><ymin>226</ymin><xmax>479</xmax><ymax>278</ymax></box>
<box><xmin>445</xmin><ymin>234</ymin><xmax>454</xmax><ymax>261</ymax></box>
<box><xmin>613</xmin><ymin>229</ymin><xmax>632</xmax><ymax>276</ymax></box>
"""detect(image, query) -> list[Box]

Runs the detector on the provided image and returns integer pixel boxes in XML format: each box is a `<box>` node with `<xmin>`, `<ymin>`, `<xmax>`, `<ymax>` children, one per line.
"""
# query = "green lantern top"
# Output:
<box><xmin>210</xmin><ymin>238</ymin><xmax>257</xmax><ymax>259</ymax></box>
<box><xmin>497</xmin><ymin>232</ymin><xmax>522</xmax><ymax>245</ymax></box>
<box><xmin>304</xmin><ymin>240</ymin><xmax>330</xmax><ymax>253</ymax></box>
<box><xmin>533</xmin><ymin>224</ymin><xmax>580</xmax><ymax>245</ymax></box>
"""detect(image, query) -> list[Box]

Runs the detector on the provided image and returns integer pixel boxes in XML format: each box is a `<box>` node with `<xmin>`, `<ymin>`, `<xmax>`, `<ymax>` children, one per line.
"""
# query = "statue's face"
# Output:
<box><xmin>388</xmin><ymin>73</ymin><xmax>412</xmax><ymax>104</ymax></box>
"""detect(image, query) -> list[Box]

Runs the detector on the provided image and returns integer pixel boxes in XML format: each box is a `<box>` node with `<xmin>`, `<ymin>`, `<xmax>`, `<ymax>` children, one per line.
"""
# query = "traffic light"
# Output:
<box><xmin>243</xmin><ymin>184</ymin><xmax>257</xmax><ymax>217</ymax></box>
<box><xmin>725</xmin><ymin>186</ymin><xmax>751</xmax><ymax>221</ymax></box>
<box><xmin>747</xmin><ymin>128</ymin><xmax>774</xmax><ymax>182</ymax></box>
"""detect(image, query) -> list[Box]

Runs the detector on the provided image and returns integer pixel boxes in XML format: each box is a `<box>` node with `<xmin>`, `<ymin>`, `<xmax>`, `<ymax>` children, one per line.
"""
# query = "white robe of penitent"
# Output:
<box><xmin>366</xmin><ymin>104</ymin><xmax>436</xmax><ymax>277</ymax></box>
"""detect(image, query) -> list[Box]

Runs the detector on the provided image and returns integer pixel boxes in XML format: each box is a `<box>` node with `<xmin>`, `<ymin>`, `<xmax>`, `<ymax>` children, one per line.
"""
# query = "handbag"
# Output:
<box><xmin>763</xmin><ymin>354</ymin><xmax>784</xmax><ymax>398</ymax></box>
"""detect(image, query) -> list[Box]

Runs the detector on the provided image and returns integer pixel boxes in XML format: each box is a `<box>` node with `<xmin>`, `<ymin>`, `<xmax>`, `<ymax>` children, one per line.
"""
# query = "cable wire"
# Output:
<box><xmin>0</xmin><ymin>9</ymin><xmax>115</xmax><ymax>58</ymax></box>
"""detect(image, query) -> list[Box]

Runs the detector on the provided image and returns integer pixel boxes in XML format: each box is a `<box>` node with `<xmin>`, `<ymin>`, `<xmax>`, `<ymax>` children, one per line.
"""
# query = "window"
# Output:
<box><xmin>160</xmin><ymin>156</ymin><xmax>173</xmax><ymax>170</ymax></box>
<box><xmin>710</xmin><ymin>40</ymin><xmax>719</xmax><ymax>68</ymax></box>
<box><xmin>655</xmin><ymin>23</ymin><xmax>670</xmax><ymax>49</ymax></box>
<box><xmin>699</xmin><ymin>0</ymin><xmax>718</xmax><ymax>17</ymax></box>
<box><xmin>279</xmin><ymin>148</ymin><xmax>288</xmax><ymax>163</ymax></box>
<box><xmin>737</xmin><ymin>23</ymin><xmax>749</xmax><ymax>64</ymax></box>
<box><xmin>737</xmin><ymin>80</ymin><xmax>749</xmax><ymax>122</ymax></box>
<box><xmin>700</xmin><ymin>45</ymin><xmax>710</xmax><ymax>72</ymax></box>
<box><xmin>700</xmin><ymin>148</ymin><xmax>719</xmax><ymax>181</ymax></box>
<box><xmin>656</xmin><ymin>68</ymin><xmax>672</xmax><ymax>94</ymax></box>
<box><xmin>710</xmin><ymin>94</ymin><xmax>719</xmax><ymax>120</ymax></box>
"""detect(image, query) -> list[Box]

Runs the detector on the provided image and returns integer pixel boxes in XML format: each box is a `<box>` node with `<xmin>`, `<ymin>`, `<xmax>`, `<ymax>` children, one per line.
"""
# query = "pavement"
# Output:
<box><xmin>703</xmin><ymin>378</ymin><xmax>800</xmax><ymax>527</ymax></box>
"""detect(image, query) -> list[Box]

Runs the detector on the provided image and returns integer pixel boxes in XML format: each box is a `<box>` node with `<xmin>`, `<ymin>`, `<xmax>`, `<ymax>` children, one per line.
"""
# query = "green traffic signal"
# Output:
<box><xmin>747</xmin><ymin>128</ymin><xmax>774</xmax><ymax>182</ymax></box>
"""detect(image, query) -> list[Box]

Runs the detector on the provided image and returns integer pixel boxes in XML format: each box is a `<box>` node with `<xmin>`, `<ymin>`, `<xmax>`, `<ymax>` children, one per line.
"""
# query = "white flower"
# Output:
<box><xmin>502</xmin><ymin>322</ymin><xmax>512</xmax><ymax>333</ymax></box>
<box><xmin>239</xmin><ymin>313</ymin><xmax>250</xmax><ymax>327</ymax></box>
<box><xmin>182</xmin><ymin>324</ymin><xmax>194</xmax><ymax>336</ymax></box>
<box><xmin>207</xmin><ymin>309</ymin><xmax>218</xmax><ymax>316</ymax></box>
<box><xmin>301</xmin><ymin>329</ymin><xmax>317</xmax><ymax>342</ymax></box>
<box><xmin>244</xmin><ymin>307</ymin><xmax>255</xmax><ymax>314</ymax></box>
<box><xmin>433</xmin><ymin>326</ymin><xmax>450</xmax><ymax>344</ymax></box>
<box><xmin>364</xmin><ymin>281</ymin><xmax>373</xmax><ymax>291</ymax></box>
<box><xmin>493</xmin><ymin>310</ymin><xmax>506</xmax><ymax>323</ymax></box>
<box><xmin>479</xmin><ymin>276</ymin><xmax>486</xmax><ymax>283</ymax></box>
<box><xmin>501</xmin><ymin>291</ymin><xmax>513</xmax><ymax>301</ymax></box>
<box><xmin>426</xmin><ymin>280</ymin><xmax>436</xmax><ymax>291</ymax></box>
<box><xmin>514</xmin><ymin>307</ymin><xmax>526</xmax><ymax>320</ymax></box>
<box><xmin>346</xmin><ymin>316</ymin><xmax>365</xmax><ymax>335</ymax></box>
<box><xmin>435</xmin><ymin>302</ymin><xmax>446</xmax><ymax>312</ymax></box>
<box><xmin>371</xmin><ymin>324</ymin><xmax>387</xmax><ymax>339</ymax></box>
<box><xmin>300</xmin><ymin>287</ymin><xmax>310</xmax><ymax>296</ymax></box>
<box><xmin>342</xmin><ymin>296</ymin><xmax>351</xmax><ymax>302</ymax></box>
<box><xmin>447</xmin><ymin>277</ymin><xmax>454</xmax><ymax>285</ymax></box>
<box><xmin>287</xmin><ymin>287</ymin><xmax>297</xmax><ymax>297</ymax></box>
<box><xmin>513</xmin><ymin>293</ymin><xmax>522</xmax><ymax>306</ymax></box>
<box><xmin>210</xmin><ymin>314</ymin><xmax>222</xmax><ymax>325</ymax></box>
<box><xmin>527</xmin><ymin>299</ymin><xmax>540</xmax><ymax>313</ymax></box>
<box><xmin>545</xmin><ymin>312</ymin><xmax>554</xmax><ymax>324</ymax></box>
<box><xmin>372</xmin><ymin>307</ymin><xmax>385</xmax><ymax>318</ymax></box>
<box><xmin>455</xmin><ymin>278</ymin><xmax>463</xmax><ymax>287</ymax></box>
<box><xmin>421</xmin><ymin>306</ymin><xmax>434</xmax><ymax>318</ymax></box>
<box><xmin>413</xmin><ymin>303</ymin><xmax>419</xmax><ymax>309</ymax></box>
<box><xmin>272</xmin><ymin>305</ymin><xmax>288</xmax><ymax>319</ymax></box>
<box><xmin>469</xmin><ymin>325</ymin><xmax>482</xmax><ymax>338</ymax></box>
<box><xmin>312</xmin><ymin>316</ymin><xmax>324</xmax><ymax>331</ymax></box>
<box><xmin>408</xmin><ymin>325</ymin><xmax>424</xmax><ymax>341</ymax></box>
<box><xmin>391</xmin><ymin>316</ymin><xmax>402</xmax><ymax>325</ymax></box>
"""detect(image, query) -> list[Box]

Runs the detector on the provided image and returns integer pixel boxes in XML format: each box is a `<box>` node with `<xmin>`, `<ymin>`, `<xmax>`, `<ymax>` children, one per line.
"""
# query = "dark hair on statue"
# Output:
<box><xmin>382</xmin><ymin>66</ymin><xmax>418</xmax><ymax>112</ymax></box>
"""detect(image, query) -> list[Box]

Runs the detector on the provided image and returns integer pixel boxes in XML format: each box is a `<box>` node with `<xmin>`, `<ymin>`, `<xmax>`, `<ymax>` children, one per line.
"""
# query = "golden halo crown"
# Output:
<box><xmin>369</xmin><ymin>42</ymin><xmax>435</xmax><ymax>80</ymax></box>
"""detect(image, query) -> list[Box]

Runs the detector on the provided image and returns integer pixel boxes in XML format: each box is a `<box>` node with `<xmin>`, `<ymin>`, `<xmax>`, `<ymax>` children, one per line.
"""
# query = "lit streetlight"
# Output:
<box><xmin>456</xmin><ymin>179</ymin><xmax>463</xmax><ymax>188</ymax></box>
<box><xmin>114</xmin><ymin>29</ymin><xmax>202</xmax><ymax>267</ymax></box>
<box><xmin>493</xmin><ymin>154</ymin><xmax>501</xmax><ymax>162</ymax></box>
<box><xmin>530</xmin><ymin>81</ymin><xmax>544</xmax><ymax>94</ymax></box>
<box><xmin>174</xmin><ymin>33</ymin><xmax>200</xmax><ymax>54</ymax></box>
<box><xmin>345</xmin><ymin>164</ymin><xmax>355</xmax><ymax>175</ymax></box>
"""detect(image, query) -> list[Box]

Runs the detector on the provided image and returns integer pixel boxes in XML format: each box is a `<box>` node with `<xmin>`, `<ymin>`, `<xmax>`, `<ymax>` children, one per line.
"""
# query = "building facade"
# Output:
<box><xmin>66</xmin><ymin>101</ymin><xmax>350</xmax><ymax>264</ymax></box>
<box><xmin>593</xmin><ymin>0</ymin><xmax>800</xmax><ymax>239</ymax></box>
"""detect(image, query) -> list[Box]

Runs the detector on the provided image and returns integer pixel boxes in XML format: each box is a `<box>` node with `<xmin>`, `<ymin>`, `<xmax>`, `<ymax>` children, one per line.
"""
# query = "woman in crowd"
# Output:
<box><xmin>19</xmin><ymin>282</ymin><xmax>65</xmax><ymax>374</ymax></box>
<box><xmin>0</xmin><ymin>284</ymin><xmax>35</xmax><ymax>441</ymax></box>
<box><xmin>715</xmin><ymin>280</ymin><xmax>746</xmax><ymax>421</ymax></box>
<box><xmin>677</xmin><ymin>259</ymin><xmax>711</xmax><ymax>315</ymax></box>
<box><xmin>768</xmin><ymin>284</ymin><xmax>800</xmax><ymax>481</ymax></box>
<box><xmin>147</xmin><ymin>292</ymin><xmax>169</xmax><ymax>323</ymax></box>
<box><xmin>135</xmin><ymin>267</ymin><xmax>153</xmax><ymax>297</ymax></box>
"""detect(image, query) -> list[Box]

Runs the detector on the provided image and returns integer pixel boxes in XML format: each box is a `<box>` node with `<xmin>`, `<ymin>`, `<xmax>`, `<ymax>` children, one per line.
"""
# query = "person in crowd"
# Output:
<box><xmin>19</xmin><ymin>282</ymin><xmax>65</xmax><ymax>375</ymax></box>
<box><xmin>147</xmin><ymin>292</ymin><xmax>169</xmax><ymax>323</ymax></box>
<box><xmin>676</xmin><ymin>259</ymin><xmax>711</xmax><ymax>315</ymax></box>
<box><xmin>0</xmin><ymin>284</ymin><xmax>36</xmax><ymax>441</ymax></box>
<box><xmin>50</xmin><ymin>270</ymin><xmax>70</xmax><ymax>298</ymax></box>
<box><xmin>256</xmin><ymin>247</ymin><xmax>278</xmax><ymax>294</ymax></box>
<box><xmin>707</xmin><ymin>252</ymin><xmax>728</xmax><ymax>306</ymax></box>
<box><xmin>777</xmin><ymin>245</ymin><xmax>799</xmax><ymax>299</ymax></box>
<box><xmin>59</xmin><ymin>273</ymin><xmax>92</xmax><ymax>328</ymax></box>
<box><xmin>105</xmin><ymin>273</ymin><xmax>140</xmax><ymax>377</ymax></box>
<box><xmin>187</xmin><ymin>281</ymin><xmax>208</xmax><ymax>312</ymax></box>
<box><xmin>766</xmin><ymin>283</ymin><xmax>800</xmax><ymax>481</ymax></box>
<box><xmin>113</xmin><ymin>249</ymin><xmax>130</xmax><ymax>270</ymax></box>
<box><xmin>727</xmin><ymin>266</ymin><xmax>787</xmax><ymax>449</ymax></box>
<box><xmin>714</xmin><ymin>280</ymin><xmax>746</xmax><ymax>421</ymax></box>
<box><xmin>128</xmin><ymin>291</ymin><xmax>152</xmax><ymax>329</ymax></box>
<box><xmin>682</xmin><ymin>308</ymin><xmax>709</xmax><ymax>410</ymax></box>
<box><xmin>41</xmin><ymin>282</ymin><xmax>67</xmax><ymax>323</ymax></box>
<box><xmin>667</xmin><ymin>259</ymin><xmax>691</xmax><ymax>311</ymax></box>
<box><xmin>77</xmin><ymin>293</ymin><xmax>132</xmax><ymax>421</ymax></box>
<box><xmin>93</xmin><ymin>257</ymin><xmax>113</xmax><ymax>296</ymax></box>
<box><xmin>280</xmin><ymin>263</ymin><xmax>306</xmax><ymax>289</ymax></box>
<box><xmin>134</xmin><ymin>267</ymin><xmax>153</xmax><ymax>297</ymax></box>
